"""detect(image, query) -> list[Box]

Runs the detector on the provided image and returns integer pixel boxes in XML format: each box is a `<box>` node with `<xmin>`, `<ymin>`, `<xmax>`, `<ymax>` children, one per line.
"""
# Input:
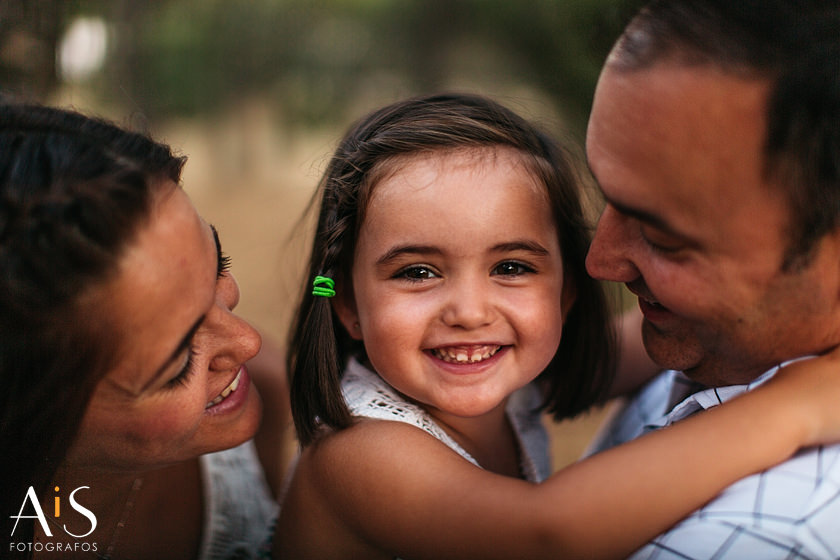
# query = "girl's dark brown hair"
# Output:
<box><xmin>287</xmin><ymin>93</ymin><xmax>615</xmax><ymax>446</ymax></box>
<box><xmin>0</xmin><ymin>102</ymin><xmax>185</xmax><ymax>556</ymax></box>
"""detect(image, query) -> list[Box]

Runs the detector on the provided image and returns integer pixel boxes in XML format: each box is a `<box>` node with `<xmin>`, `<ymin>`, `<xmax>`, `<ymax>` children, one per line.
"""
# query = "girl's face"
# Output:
<box><xmin>335</xmin><ymin>147</ymin><xmax>572</xmax><ymax>426</ymax></box>
<box><xmin>65</xmin><ymin>184</ymin><xmax>263</xmax><ymax>472</ymax></box>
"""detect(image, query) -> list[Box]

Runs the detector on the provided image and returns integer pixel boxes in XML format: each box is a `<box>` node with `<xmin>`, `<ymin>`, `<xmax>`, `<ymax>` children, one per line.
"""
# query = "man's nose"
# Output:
<box><xmin>586</xmin><ymin>204</ymin><xmax>642</xmax><ymax>284</ymax></box>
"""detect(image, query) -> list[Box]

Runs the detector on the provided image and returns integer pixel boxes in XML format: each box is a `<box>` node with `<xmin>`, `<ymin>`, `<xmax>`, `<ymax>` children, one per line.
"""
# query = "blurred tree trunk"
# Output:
<box><xmin>0</xmin><ymin>0</ymin><xmax>66</xmax><ymax>101</ymax></box>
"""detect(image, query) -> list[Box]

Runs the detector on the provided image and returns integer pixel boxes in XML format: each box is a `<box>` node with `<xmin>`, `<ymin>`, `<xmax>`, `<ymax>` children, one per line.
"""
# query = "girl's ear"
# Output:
<box><xmin>332</xmin><ymin>285</ymin><xmax>363</xmax><ymax>340</ymax></box>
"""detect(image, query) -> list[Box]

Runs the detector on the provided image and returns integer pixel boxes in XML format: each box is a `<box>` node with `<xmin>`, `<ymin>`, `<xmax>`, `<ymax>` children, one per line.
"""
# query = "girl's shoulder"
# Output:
<box><xmin>278</xmin><ymin>418</ymin><xmax>549</xmax><ymax>559</ymax></box>
<box><xmin>341</xmin><ymin>358</ymin><xmax>481</xmax><ymax>465</ymax></box>
<box><xmin>277</xmin><ymin>419</ymin><xmax>472</xmax><ymax>558</ymax></box>
<box><xmin>301</xmin><ymin>417</ymin><xmax>465</xmax><ymax>486</ymax></box>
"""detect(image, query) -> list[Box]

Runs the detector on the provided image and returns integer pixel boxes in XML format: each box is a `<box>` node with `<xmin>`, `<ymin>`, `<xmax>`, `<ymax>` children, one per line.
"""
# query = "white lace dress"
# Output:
<box><xmin>199</xmin><ymin>440</ymin><xmax>277</xmax><ymax>559</ymax></box>
<box><xmin>341</xmin><ymin>357</ymin><xmax>552</xmax><ymax>483</ymax></box>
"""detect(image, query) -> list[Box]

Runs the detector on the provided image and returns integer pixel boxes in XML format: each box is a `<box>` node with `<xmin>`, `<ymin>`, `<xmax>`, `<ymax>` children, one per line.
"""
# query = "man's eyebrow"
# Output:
<box><xmin>142</xmin><ymin>316</ymin><xmax>205</xmax><ymax>392</ymax></box>
<box><xmin>606</xmin><ymin>196</ymin><xmax>682</xmax><ymax>236</ymax></box>
<box><xmin>376</xmin><ymin>245</ymin><xmax>443</xmax><ymax>266</ymax></box>
<box><xmin>586</xmin><ymin>159</ymin><xmax>671</xmax><ymax>229</ymax></box>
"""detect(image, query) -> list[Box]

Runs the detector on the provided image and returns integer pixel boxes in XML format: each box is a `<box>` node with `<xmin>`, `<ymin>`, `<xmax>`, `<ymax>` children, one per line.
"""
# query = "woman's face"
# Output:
<box><xmin>65</xmin><ymin>183</ymin><xmax>263</xmax><ymax>472</ymax></box>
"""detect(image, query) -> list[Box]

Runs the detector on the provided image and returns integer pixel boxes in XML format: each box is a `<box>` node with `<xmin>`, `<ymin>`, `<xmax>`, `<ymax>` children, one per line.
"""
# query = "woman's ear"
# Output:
<box><xmin>332</xmin><ymin>285</ymin><xmax>363</xmax><ymax>340</ymax></box>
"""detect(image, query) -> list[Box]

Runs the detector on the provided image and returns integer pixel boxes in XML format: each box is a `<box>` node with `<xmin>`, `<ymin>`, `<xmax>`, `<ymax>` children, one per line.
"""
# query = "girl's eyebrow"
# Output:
<box><xmin>490</xmin><ymin>240</ymin><xmax>549</xmax><ymax>256</ymax></box>
<box><xmin>375</xmin><ymin>240</ymin><xmax>549</xmax><ymax>267</ymax></box>
<box><xmin>375</xmin><ymin>244</ymin><xmax>443</xmax><ymax>266</ymax></box>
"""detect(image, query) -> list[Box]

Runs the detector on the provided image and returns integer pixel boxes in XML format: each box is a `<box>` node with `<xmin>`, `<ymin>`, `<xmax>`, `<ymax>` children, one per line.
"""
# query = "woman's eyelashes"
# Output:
<box><xmin>166</xmin><ymin>349</ymin><xmax>196</xmax><ymax>389</ymax></box>
<box><xmin>210</xmin><ymin>224</ymin><xmax>232</xmax><ymax>278</ymax></box>
<box><xmin>217</xmin><ymin>252</ymin><xmax>232</xmax><ymax>278</ymax></box>
<box><xmin>161</xmin><ymin>226</ymin><xmax>226</xmax><ymax>392</ymax></box>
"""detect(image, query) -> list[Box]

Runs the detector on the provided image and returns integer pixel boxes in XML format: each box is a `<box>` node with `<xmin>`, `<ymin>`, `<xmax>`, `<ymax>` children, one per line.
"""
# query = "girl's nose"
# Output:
<box><xmin>440</xmin><ymin>277</ymin><xmax>494</xmax><ymax>330</ymax></box>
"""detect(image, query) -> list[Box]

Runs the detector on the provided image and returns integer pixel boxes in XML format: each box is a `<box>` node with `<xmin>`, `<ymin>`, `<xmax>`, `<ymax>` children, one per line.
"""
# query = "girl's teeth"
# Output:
<box><xmin>205</xmin><ymin>368</ymin><xmax>242</xmax><ymax>409</ymax></box>
<box><xmin>433</xmin><ymin>346</ymin><xmax>500</xmax><ymax>364</ymax></box>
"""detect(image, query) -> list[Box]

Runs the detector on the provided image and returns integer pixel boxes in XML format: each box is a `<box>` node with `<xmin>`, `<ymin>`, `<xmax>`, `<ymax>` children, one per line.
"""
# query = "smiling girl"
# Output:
<box><xmin>276</xmin><ymin>93</ymin><xmax>840</xmax><ymax>559</ymax></box>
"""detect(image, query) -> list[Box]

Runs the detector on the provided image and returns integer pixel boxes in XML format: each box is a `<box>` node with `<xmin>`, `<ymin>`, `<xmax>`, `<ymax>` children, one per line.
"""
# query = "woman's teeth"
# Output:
<box><xmin>206</xmin><ymin>368</ymin><xmax>242</xmax><ymax>409</ymax></box>
<box><xmin>431</xmin><ymin>346</ymin><xmax>500</xmax><ymax>364</ymax></box>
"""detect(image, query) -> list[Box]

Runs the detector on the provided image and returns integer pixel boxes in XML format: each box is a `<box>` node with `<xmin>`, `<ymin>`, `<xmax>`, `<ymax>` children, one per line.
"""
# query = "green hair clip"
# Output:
<box><xmin>312</xmin><ymin>275</ymin><xmax>336</xmax><ymax>298</ymax></box>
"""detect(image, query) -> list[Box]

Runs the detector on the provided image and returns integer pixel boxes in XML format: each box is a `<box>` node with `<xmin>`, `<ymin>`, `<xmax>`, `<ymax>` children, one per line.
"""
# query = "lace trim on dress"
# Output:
<box><xmin>341</xmin><ymin>358</ymin><xmax>551</xmax><ymax>482</ymax></box>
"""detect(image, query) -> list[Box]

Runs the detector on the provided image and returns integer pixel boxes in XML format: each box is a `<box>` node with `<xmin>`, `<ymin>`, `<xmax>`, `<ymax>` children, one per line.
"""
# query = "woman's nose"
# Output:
<box><xmin>208</xmin><ymin>273</ymin><xmax>262</xmax><ymax>371</ymax></box>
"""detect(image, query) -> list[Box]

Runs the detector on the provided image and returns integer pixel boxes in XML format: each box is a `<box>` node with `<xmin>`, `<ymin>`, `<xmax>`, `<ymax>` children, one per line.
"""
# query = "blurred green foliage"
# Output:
<box><xmin>1</xmin><ymin>0</ymin><xmax>645</xmax><ymax>135</ymax></box>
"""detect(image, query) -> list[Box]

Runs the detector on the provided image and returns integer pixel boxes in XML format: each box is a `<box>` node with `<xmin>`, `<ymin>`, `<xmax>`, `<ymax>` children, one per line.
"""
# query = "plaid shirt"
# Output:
<box><xmin>586</xmin><ymin>362</ymin><xmax>840</xmax><ymax>559</ymax></box>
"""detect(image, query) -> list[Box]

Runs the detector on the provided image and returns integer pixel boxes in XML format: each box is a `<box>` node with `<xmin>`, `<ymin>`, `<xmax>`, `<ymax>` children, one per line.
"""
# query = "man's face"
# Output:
<box><xmin>585</xmin><ymin>62</ymin><xmax>840</xmax><ymax>386</ymax></box>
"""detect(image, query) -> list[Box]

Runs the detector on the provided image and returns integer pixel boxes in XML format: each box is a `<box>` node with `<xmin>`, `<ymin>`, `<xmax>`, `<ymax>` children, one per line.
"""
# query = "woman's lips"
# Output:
<box><xmin>205</xmin><ymin>366</ymin><xmax>248</xmax><ymax>413</ymax></box>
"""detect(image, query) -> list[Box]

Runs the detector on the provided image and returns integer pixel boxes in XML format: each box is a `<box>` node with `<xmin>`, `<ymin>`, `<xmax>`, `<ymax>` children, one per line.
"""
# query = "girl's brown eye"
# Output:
<box><xmin>395</xmin><ymin>265</ymin><xmax>438</xmax><ymax>281</ymax></box>
<box><xmin>492</xmin><ymin>261</ymin><xmax>534</xmax><ymax>276</ymax></box>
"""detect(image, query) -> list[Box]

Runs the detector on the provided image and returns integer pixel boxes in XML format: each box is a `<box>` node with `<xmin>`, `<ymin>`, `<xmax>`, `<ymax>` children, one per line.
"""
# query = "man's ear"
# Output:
<box><xmin>332</xmin><ymin>284</ymin><xmax>363</xmax><ymax>340</ymax></box>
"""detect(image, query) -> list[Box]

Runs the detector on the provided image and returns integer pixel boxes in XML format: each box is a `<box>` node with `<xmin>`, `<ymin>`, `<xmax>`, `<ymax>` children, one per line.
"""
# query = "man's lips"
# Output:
<box><xmin>636</xmin><ymin>294</ymin><xmax>673</xmax><ymax>322</ymax></box>
<box><xmin>626</xmin><ymin>281</ymin><xmax>673</xmax><ymax>320</ymax></box>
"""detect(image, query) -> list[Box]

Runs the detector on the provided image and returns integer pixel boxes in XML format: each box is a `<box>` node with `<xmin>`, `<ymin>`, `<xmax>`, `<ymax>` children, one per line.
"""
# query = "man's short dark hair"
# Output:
<box><xmin>611</xmin><ymin>0</ymin><xmax>840</xmax><ymax>269</ymax></box>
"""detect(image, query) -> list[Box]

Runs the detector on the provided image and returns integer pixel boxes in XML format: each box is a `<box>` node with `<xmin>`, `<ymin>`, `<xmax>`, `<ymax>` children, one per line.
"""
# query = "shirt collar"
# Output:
<box><xmin>643</xmin><ymin>356</ymin><xmax>815</xmax><ymax>432</ymax></box>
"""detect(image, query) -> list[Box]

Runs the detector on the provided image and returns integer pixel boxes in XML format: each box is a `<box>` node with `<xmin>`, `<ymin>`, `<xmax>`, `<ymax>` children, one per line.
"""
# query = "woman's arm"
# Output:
<box><xmin>276</xmin><ymin>349</ymin><xmax>840</xmax><ymax>560</ymax></box>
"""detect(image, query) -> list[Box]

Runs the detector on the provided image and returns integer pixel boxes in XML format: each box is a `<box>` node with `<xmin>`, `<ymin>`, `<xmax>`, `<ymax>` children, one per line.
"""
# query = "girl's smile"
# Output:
<box><xmin>428</xmin><ymin>344</ymin><xmax>504</xmax><ymax>365</ymax></box>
